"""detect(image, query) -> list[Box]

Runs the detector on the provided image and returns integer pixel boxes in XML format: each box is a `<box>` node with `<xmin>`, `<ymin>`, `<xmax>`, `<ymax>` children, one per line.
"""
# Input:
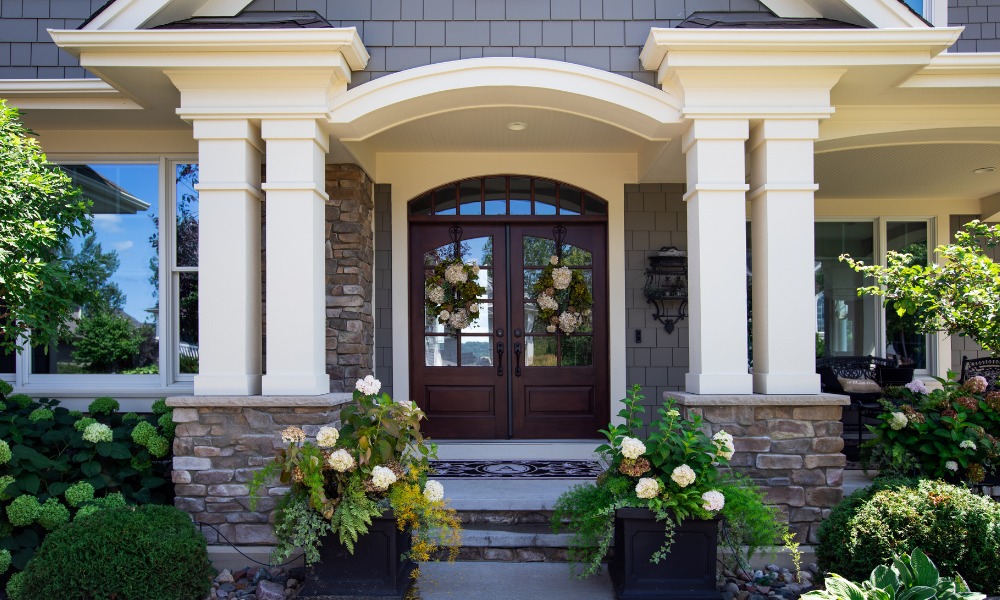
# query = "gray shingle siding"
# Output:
<box><xmin>950</xmin><ymin>0</ymin><xmax>1000</xmax><ymax>52</ymax></box>
<box><xmin>0</xmin><ymin>0</ymin><xmax>91</xmax><ymax>78</ymax></box>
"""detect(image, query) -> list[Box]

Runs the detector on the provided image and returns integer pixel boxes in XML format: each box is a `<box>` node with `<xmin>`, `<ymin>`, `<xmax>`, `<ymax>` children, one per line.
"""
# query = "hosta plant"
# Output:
<box><xmin>803</xmin><ymin>548</ymin><xmax>985</xmax><ymax>600</ymax></box>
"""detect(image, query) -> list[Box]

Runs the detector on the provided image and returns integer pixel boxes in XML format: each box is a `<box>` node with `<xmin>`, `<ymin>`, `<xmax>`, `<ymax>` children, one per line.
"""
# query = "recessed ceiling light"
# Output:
<box><xmin>973</xmin><ymin>167</ymin><xmax>996</xmax><ymax>174</ymax></box>
<box><xmin>507</xmin><ymin>122</ymin><xmax>527</xmax><ymax>131</ymax></box>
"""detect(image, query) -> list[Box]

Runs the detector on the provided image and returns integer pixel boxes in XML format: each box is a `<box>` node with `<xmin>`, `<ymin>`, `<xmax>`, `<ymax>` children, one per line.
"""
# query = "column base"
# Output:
<box><xmin>261</xmin><ymin>374</ymin><xmax>330</xmax><ymax>396</ymax></box>
<box><xmin>685</xmin><ymin>372</ymin><xmax>753</xmax><ymax>395</ymax></box>
<box><xmin>753</xmin><ymin>372</ymin><xmax>821</xmax><ymax>395</ymax></box>
<box><xmin>193</xmin><ymin>374</ymin><xmax>262</xmax><ymax>396</ymax></box>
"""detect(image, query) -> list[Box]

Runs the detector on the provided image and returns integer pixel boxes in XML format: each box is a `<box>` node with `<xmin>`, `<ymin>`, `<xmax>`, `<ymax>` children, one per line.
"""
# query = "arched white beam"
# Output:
<box><xmin>326</xmin><ymin>58</ymin><xmax>684</xmax><ymax>143</ymax></box>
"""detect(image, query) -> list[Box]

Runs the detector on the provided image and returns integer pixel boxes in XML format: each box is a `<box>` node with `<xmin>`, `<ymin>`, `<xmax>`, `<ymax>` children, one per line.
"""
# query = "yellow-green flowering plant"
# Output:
<box><xmin>250</xmin><ymin>376</ymin><xmax>461</xmax><ymax>565</ymax></box>
<box><xmin>552</xmin><ymin>384</ymin><xmax>785</xmax><ymax>577</ymax></box>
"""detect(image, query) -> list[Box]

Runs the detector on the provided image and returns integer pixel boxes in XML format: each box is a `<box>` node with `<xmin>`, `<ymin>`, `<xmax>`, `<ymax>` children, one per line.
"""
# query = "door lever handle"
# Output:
<box><xmin>496</xmin><ymin>342</ymin><xmax>504</xmax><ymax>376</ymax></box>
<box><xmin>514</xmin><ymin>342</ymin><xmax>522</xmax><ymax>377</ymax></box>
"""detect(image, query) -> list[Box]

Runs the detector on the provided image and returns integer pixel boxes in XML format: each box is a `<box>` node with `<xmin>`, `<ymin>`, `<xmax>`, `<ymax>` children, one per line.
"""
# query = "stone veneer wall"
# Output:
<box><xmin>169</xmin><ymin>396</ymin><xmax>352</xmax><ymax>545</ymax></box>
<box><xmin>325</xmin><ymin>164</ymin><xmax>376</xmax><ymax>392</ymax></box>
<box><xmin>669</xmin><ymin>393</ymin><xmax>849</xmax><ymax>544</ymax></box>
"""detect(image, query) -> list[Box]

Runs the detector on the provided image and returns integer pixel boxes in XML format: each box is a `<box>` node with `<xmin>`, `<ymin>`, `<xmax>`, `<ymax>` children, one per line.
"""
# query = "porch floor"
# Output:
<box><xmin>414</xmin><ymin>562</ymin><xmax>615</xmax><ymax>599</ymax></box>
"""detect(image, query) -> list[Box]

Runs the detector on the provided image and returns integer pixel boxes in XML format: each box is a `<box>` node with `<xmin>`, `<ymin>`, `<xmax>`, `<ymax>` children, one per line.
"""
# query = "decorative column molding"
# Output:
<box><xmin>748</xmin><ymin>119</ymin><xmax>823</xmax><ymax>394</ymax></box>
<box><xmin>682</xmin><ymin>118</ymin><xmax>753</xmax><ymax>395</ymax></box>
<box><xmin>192</xmin><ymin>119</ymin><xmax>263</xmax><ymax>396</ymax></box>
<box><xmin>260</xmin><ymin>118</ymin><xmax>331</xmax><ymax>396</ymax></box>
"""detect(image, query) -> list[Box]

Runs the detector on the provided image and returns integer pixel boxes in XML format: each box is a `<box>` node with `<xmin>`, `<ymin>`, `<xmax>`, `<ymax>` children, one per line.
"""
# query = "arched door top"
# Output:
<box><xmin>408</xmin><ymin>175</ymin><xmax>608</xmax><ymax>219</ymax></box>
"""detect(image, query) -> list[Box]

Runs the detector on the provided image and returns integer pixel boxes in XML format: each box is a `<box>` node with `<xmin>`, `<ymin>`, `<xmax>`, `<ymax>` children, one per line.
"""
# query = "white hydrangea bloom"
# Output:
<box><xmin>424</xmin><ymin>480</ymin><xmax>445</xmax><ymax>503</ymax></box>
<box><xmin>889</xmin><ymin>412</ymin><xmax>908</xmax><ymax>430</ymax></box>
<box><xmin>546</xmin><ymin>325</ymin><xmax>557</xmax><ymax>333</ymax></box>
<box><xmin>470</xmin><ymin>261</ymin><xmax>481</xmax><ymax>276</ymax></box>
<box><xmin>537</xmin><ymin>293</ymin><xmax>559</xmax><ymax>311</ymax></box>
<box><xmin>426</xmin><ymin>285</ymin><xmax>445</xmax><ymax>304</ymax></box>
<box><xmin>945</xmin><ymin>460</ymin><xmax>959</xmax><ymax>472</ymax></box>
<box><xmin>438</xmin><ymin>309</ymin><xmax>451</xmax><ymax>322</ymax></box>
<box><xmin>905</xmin><ymin>379</ymin><xmax>927</xmax><ymax>395</ymax></box>
<box><xmin>702</xmin><ymin>490</ymin><xmax>725</xmax><ymax>512</ymax></box>
<box><xmin>635</xmin><ymin>477</ymin><xmax>659</xmax><ymax>499</ymax></box>
<box><xmin>281</xmin><ymin>426</ymin><xmax>306</xmax><ymax>444</ymax></box>
<box><xmin>316</xmin><ymin>427</ymin><xmax>339</xmax><ymax>448</ymax></box>
<box><xmin>620</xmin><ymin>437</ymin><xmax>646</xmax><ymax>460</ymax></box>
<box><xmin>558</xmin><ymin>311</ymin><xmax>579</xmax><ymax>334</ymax></box>
<box><xmin>550</xmin><ymin>255</ymin><xmax>559</xmax><ymax>265</ymax></box>
<box><xmin>444</xmin><ymin>263</ymin><xmax>468</xmax><ymax>285</ymax></box>
<box><xmin>327</xmin><ymin>449</ymin><xmax>356</xmax><ymax>472</ymax></box>
<box><xmin>670</xmin><ymin>464</ymin><xmax>696</xmax><ymax>488</ymax></box>
<box><xmin>82</xmin><ymin>423</ymin><xmax>113</xmax><ymax>444</ymax></box>
<box><xmin>960</xmin><ymin>439</ymin><xmax>977</xmax><ymax>451</ymax></box>
<box><xmin>551</xmin><ymin>266</ymin><xmax>572</xmax><ymax>290</ymax></box>
<box><xmin>713</xmin><ymin>430</ymin><xmax>735</xmax><ymax>460</ymax></box>
<box><xmin>371</xmin><ymin>465</ymin><xmax>398</xmax><ymax>490</ymax></box>
<box><xmin>469</xmin><ymin>303</ymin><xmax>479</xmax><ymax>314</ymax></box>
<box><xmin>449</xmin><ymin>308</ymin><xmax>469</xmax><ymax>330</ymax></box>
<box><xmin>356</xmin><ymin>375</ymin><xmax>382</xmax><ymax>396</ymax></box>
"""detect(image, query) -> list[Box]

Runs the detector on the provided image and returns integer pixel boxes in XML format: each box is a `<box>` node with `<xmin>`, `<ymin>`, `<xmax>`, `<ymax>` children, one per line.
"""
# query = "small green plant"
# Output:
<box><xmin>803</xmin><ymin>548</ymin><xmax>985</xmax><ymax>600</ymax></box>
<box><xmin>782</xmin><ymin>530</ymin><xmax>802</xmax><ymax>583</ymax></box>
<box><xmin>12</xmin><ymin>505</ymin><xmax>213</xmax><ymax>600</ymax></box>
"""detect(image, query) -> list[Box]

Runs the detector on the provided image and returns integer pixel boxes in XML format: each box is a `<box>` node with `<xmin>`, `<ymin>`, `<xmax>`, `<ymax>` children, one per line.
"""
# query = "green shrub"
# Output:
<box><xmin>817</xmin><ymin>478</ymin><xmax>1000</xmax><ymax>595</ymax></box>
<box><xmin>16</xmin><ymin>505</ymin><xmax>213</xmax><ymax>600</ymax></box>
<box><xmin>0</xmin><ymin>388</ymin><xmax>175</xmax><ymax>573</ymax></box>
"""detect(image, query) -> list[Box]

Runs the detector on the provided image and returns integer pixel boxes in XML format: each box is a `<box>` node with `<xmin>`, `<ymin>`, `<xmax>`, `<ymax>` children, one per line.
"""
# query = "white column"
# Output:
<box><xmin>192</xmin><ymin>119</ymin><xmax>263</xmax><ymax>395</ymax></box>
<box><xmin>683</xmin><ymin>119</ymin><xmax>753</xmax><ymax>395</ymax></box>
<box><xmin>748</xmin><ymin>119</ymin><xmax>822</xmax><ymax>394</ymax></box>
<box><xmin>260</xmin><ymin>119</ymin><xmax>330</xmax><ymax>396</ymax></box>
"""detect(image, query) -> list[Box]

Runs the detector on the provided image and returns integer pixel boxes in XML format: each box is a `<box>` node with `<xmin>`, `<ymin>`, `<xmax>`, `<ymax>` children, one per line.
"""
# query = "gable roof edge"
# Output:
<box><xmin>84</xmin><ymin>0</ymin><xmax>254</xmax><ymax>30</ymax></box>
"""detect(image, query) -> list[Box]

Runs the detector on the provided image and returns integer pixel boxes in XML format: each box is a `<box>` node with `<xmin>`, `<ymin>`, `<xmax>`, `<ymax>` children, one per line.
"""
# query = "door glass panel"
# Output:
<box><xmin>522</xmin><ymin>237</ymin><xmax>556</xmax><ymax>266</ymax></box>
<box><xmin>479</xmin><ymin>270</ymin><xmax>493</xmax><ymax>300</ymax></box>
<box><xmin>886</xmin><ymin>221</ymin><xmax>929</xmax><ymax>369</ymax></box>
<box><xmin>559</xmin><ymin>187</ymin><xmax>582</xmax><ymax>215</ymax></box>
<box><xmin>510</xmin><ymin>177</ymin><xmax>531</xmax><ymax>215</ymax></box>
<box><xmin>434</xmin><ymin>188</ymin><xmax>456</xmax><ymax>215</ymax></box>
<box><xmin>425</xmin><ymin>305</ymin><xmax>448</xmax><ymax>333</ymax></box>
<box><xmin>560</xmin><ymin>244</ymin><xmax>592</xmax><ymax>266</ymax></box>
<box><xmin>459</xmin><ymin>180</ymin><xmax>482</xmax><ymax>215</ymax></box>
<box><xmin>525</xmin><ymin>303</ymin><xmax>549</xmax><ymax>333</ymax></box>
<box><xmin>561</xmin><ymin>336</ymin><xmax>593</xmax><ymax>366</ymax></box>
<box><xmin>425</xmin><ymin>336</ymin><xmax>457</xmax><ymax>366</ymax></box>
<box><xmin>463</xmin><ymin>236</ymin><xmax>493</xmax><ymax>267</ymax></box>
<box><xmin>461</xmin><ymin>336</ymin><xmax>493</xmax><ymax>367</ymax></box>
<box><xmin>461</xmin><ymin>302</ymin><xmax>492</xmax><ymax>333</ymax></box>
<box><xmin>535</xmin><ymin>180</ymin><xmax>557</xmax><ymax>216</ymax></box>
<box><xmin>484</xmin><ymin>177</ymin><xmax>506</xmax><ymax>215</ymax></box>
<box><xmin>523</xmin><ymin>270</ymin><xmax>542</xmax><ymax>299</ymax></box>
<box><xmin>524</xmin><ymin>336</ymin><xmax>558</xmax><ymax>366</ymax></box>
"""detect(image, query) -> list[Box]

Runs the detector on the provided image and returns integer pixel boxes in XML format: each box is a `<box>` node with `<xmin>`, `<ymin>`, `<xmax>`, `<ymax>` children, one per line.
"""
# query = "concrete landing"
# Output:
<box><xmin>441</xmin><ymin>478</ymin><xmax>585</xmax><ymax>511</ymax></box>
<box><xmin>413</xmin><ymin>562</ymin><xmax>615</xmax><ymax>600</ymax></box>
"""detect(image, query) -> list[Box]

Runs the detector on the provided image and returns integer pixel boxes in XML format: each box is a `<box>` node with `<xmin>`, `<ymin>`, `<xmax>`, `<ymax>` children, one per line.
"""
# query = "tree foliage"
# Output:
<box><xmin>840</xmin><ymin>220</ymin><xmax>1000</xmax><ymax>354</ymax></box>
<box><xmin>0</xmin><ymin>101</ymin><xmax>94</xmax><ymax>353</ymax></box>
<box><xmin>73</xmin><ymin>311</ymin><xmax>144</xmax><ymax>373</ymax></box>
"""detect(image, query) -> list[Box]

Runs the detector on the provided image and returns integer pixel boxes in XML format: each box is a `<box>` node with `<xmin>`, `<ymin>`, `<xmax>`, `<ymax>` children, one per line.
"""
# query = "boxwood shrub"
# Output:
<box><xmin>13</xmin><ymin>504</ymin><xmax>213</xmax><ymax>600</ymax></box>
<box><xmin>816</xmin><ymin>477</ymin><xmax>1000</xmax><ymax>596</ymax></box>
<box><xmin>0</xmin><ymin>381</ymin><xmax>175</xmax><ymax>576</ymax></box>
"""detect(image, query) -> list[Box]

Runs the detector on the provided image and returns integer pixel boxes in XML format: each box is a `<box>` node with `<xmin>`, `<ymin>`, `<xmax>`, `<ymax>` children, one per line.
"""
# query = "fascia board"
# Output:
<box><xmin>49</xmin><ymin>28</ymin><xmax>370</xmax><ymax>71</ymax></box>
<box><xmin>0</xmin><ymin>79</ymin><xmax>142</xmax><ymax>110</ymax></box>
<box><xmin>640</xmin><ymin>27</ymin><xmax>964</xmax><ymax>72</ymax></box>
<box><xmin>901</xmin><ymin>53</ymin><xmax>1000</xmax><ymax>87</ymax></box>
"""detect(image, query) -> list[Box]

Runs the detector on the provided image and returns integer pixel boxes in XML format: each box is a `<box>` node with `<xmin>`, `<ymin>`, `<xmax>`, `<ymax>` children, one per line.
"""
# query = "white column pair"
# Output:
<box><xmin>193</xmin><ymin>118</ymin><xmax>330</xmax><ymax>396</ymax></box>
<box><xmin>683</xmin><ymin>118</ymin><xmax>821</xmax><ymax>395</ymax></box>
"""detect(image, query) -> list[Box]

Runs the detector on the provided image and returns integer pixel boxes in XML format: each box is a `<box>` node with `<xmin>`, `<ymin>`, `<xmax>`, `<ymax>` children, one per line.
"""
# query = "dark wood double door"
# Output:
<box><xmin>409</xmin><ymin>222</ymin><xmax>608</xmax><ymax>439</ymax></box>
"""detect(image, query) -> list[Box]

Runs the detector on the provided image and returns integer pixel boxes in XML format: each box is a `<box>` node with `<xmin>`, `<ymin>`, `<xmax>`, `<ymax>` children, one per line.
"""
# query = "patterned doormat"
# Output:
<box><xmin>429</xmin><ymin>460</ymin><xmax>603</xmax><ymax>479</ymax></box>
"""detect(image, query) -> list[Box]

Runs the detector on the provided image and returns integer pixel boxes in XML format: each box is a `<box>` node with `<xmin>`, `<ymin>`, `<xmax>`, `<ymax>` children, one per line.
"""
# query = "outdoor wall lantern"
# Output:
<box><xmin>643</xmin><ymin>246</ymin><xmax>688</xmax><ymax>333</ymax></box>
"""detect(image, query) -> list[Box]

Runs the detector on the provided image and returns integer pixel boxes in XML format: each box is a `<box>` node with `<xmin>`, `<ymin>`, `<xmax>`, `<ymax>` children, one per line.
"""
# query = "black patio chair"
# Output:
<box><xmin>960</xmin><ymin>355</ymin><xmax>1000</xmax><ymax>391</ymax></box>
<box><xmin>816</xmin><ymin>355</ymin><xmax>899</xmax><ymax>460</ymax></box>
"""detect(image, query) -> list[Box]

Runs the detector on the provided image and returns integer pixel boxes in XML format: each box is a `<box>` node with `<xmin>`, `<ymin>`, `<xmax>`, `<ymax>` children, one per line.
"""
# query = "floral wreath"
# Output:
<box><xmin>425</xmin><ymin>257</ymin><xmax>487</xmax><ymax>334</ymax></box>
<box><xmin>532</xmin><ymin>255</ymin><xmax>593</xmax><ymax>335</ymax></box>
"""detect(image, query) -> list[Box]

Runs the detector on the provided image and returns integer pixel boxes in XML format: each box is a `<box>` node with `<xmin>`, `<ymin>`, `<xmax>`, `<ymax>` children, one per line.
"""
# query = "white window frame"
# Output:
<box><xmin>5</xmin><ymin>155</ymin><xmax>198</xmax><ymax>405</ymax></box>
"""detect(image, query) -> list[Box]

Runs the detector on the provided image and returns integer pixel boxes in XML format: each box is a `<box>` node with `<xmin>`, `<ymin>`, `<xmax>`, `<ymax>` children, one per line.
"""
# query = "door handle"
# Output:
<box><xmin>496</xmin><ymin>342</ymin><xmax>504</xmax><ymax>376</ymax></box>
<box><xmin>514</xmin><ymin>342</ymin><xmax>522</xmax><ymax>377</ymax></box>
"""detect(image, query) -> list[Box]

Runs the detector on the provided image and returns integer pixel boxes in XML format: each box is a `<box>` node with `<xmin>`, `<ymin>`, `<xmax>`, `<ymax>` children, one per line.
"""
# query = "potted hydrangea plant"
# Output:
<box><xmin>250</xmin><ymin>376</ymin><xmax>461</xmax><ymax>599</ymax></box>
<box><xmin>553</xmin><ymin>385</ymin><xmax>785</xmax><ymax>600</ymax></box>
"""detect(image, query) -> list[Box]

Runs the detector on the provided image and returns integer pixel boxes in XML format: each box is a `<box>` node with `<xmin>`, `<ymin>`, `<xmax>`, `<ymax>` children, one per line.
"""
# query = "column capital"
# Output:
<box><xmin>681</xmin><ymin>118</ymin><xmax>749</xmax><ymax>152</ymax></box>
<box><xmin>747</xmin><ymin>118</ymin><xmax>821</xmax><ymax>151</ymax></box>
<box><xmin>191</xmin><ymin>119</ymin><xmax>263</xmax><ymax>149</ymax></box>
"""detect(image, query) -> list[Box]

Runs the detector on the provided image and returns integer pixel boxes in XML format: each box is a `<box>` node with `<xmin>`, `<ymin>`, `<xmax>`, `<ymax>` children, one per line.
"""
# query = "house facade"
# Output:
<box><xmin>1</xmin><ymin>0</ymin><xmax>999</xmax><ymax>547</ymax></box>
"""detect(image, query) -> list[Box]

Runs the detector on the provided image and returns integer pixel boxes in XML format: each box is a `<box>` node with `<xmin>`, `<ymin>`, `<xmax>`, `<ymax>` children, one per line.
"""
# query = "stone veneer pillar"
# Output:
<box><xmin>668</xmin><ymin>392</ymin><xmax>849</xmax><ymax>543</ymax></box>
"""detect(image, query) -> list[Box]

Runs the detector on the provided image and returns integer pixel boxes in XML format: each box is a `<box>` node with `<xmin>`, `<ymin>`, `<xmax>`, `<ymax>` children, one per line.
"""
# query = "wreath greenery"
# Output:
<box><xmin>532</xmin><ymin>255</ymin><xmax>593</xmax><ymax>335</ymax></box>
<box><xmin>425</xmin><ymin>257</ymin><xmax>486</xmax><ymax>334</ymax></box>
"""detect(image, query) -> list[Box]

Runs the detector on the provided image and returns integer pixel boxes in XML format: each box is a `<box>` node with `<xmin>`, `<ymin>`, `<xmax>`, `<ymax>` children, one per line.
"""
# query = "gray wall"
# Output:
<box><xmin>0</xmin><ymin>0</ymin><xmax>98</xmax><ymax>78</ymax></box>
<box><xmin>623</xmin><ymin>183</ymin><xmax>689</xmax><ymax>427</ymax></box>
<box><xmin>949</xmin><ymin>0</ymin><xmax>1000</xmax><ymax>53</ymax></box>
<box><xmin>374</xmin><ymin>183</ymin><xmax>394</xmax><ymax>396</ymax></box>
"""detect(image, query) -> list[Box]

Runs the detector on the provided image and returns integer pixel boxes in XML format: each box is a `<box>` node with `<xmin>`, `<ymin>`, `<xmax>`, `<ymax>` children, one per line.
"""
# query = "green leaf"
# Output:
<box><xmin>825</xmin><ymin>576</ymin><xmax>869</xmax><ymax>600</ymax></box>
<box><xmin>19</xmin><ymin>473</ymin><xmax>40</xmax><ymax>495</ymax></box>
<box><xmin>909</xmin><ymin>549</ymin><xmax>940</xmax><ymax>588</ymax></box>
<box><xmin>897</xmin><ymin>587</ymin><xmax>937</xmax><ymax>600</ymax></box>
<box><xmin>107</xmin><ymin>442</ymin><xmax>132</xmax><ymax>460</ymax></box>
<box><xmin>80</xmin><ymin>461</ymin><xmax>101</xmax><ymax>477</ymax></box>
<box><xmin>870</xmin><ymin>564</ymin><xmax>900</xmax><ymax>594</ymax></box>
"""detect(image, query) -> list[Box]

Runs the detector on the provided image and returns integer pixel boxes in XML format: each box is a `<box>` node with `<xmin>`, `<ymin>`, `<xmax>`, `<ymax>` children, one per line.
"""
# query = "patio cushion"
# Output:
<box><xmin>837</xmin><ymin>376</ymin><xmax>882</xmax><ymax>394</ymax></box>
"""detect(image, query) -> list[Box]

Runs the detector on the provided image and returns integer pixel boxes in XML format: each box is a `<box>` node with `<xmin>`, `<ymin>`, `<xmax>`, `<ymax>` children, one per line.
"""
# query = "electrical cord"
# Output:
<box><xmin>196</xmin><ymin>521</ymin><xmax>305</xmax><ymax>569</ymax></box>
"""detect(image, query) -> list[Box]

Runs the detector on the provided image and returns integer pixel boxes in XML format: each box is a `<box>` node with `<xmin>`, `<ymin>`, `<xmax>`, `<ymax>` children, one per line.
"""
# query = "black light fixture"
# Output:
<box><xmin>643</xmin><ymin>246</ymin><xmax>688</xmax><ymax>333</ymax></box>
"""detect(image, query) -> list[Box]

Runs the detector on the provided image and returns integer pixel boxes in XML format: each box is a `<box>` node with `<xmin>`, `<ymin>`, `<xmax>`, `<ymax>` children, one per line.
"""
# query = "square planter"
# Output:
<box><xmin>611</xmin><ymin>508</ymin><xmax>721</xmax><ymax>600</ymax></box>
<box><xmin>298</xmin><ymin>511</ymin><xmax>416</xmax><ymax>599</ymax></box>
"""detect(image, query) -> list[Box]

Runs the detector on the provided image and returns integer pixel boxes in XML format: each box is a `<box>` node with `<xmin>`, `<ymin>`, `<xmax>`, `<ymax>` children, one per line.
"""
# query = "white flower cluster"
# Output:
<box><xmin>444</xmin><ymin>263</ymin><xmax>468</xmax><ymax>285</ymax></box>
<box><xmin>549</xmin><ymin>255</ymin><xmax>560</xmax><ymax>265</ymax></box>
<box><xmin>316</xmin><ymin>427</ymin><xmax>339</xmax><ymax>448</ymax></box>
<box><xmin>470</xmin><ymin>260</ymin><xmax>481</xmax><ymax>276</ymax></box>
<box><xmin>905</xmin><ymin>379</ymin><xmax>928</xmax><ymax>394</ymax></box>
<box><xmin>537</xmin><ymin>293</ymin><xmax>559</xmax><ymax>311</ymax></box>
<box><xmin>713</xmin><ymin>430</ymin><xmax>735</xmax><ymax>460</ymax></box>
<box><xmin>960</xmin><ymin>439</ymin><xmax>978</xmax><ymax>451</ymax></box>
<box><xmin>356</xmin><ymin>375</ymin><xmax>382</xmax><ymax>396</ymax></box>
<box><xmin>82</xmin><ymin>423</ymin><xmax>113</xmax><ymax>444</ymax></box>
<box><xmin>620</xmin><ymin>436</ymin><xmax>646</xmax><ymax>460</ymax></box>
<box><xmin>551</xmin><ymin>266</ymin><xmax>572</xmax><ymax>290</ymax></box>
<box><xmin>945</xmin><ymin>460</ymin><xmax>959</xmax><ymax>472</ymax></box>
<box><xmin>426</xmin><ymin>285</ymin><xmax>445</xmax><ymax>304</ymax></box>
<box><xmin>635</xmin><ymin>477</ymin><xmax>659</xmax><ymax>499</ymax></box>
<box><xmin>701</xmin><ymin>490</ymin><xmax>725</xmax><ymax>512</ymax></box>
<box><xmin>327</xmin><ymin>449</ymin><xmax>356</xmax><ymax>472</ymax></box>
<box><xmin>371</xmin><ymin>465</ymin><xmax>398</xmax><ymax>491</ymax></box>
<box><xmin>670</xmin><ymin>464</ymin><xmax>696</xmax><ymax>488</ymax></box>
<box><xmin>448</xmin><ymin>308</ymin><xmax>470</xmax><ymax>330</ymax></box>
<box><xmin>546</xmin><ymin>324</ymin><xmax>557</xmax><ymax>333</ymax></box>
<box><xmin>889</xmin><ymin>411</ymin><xmax>908</xmax><ymax>431</ymax></box>
<box><xmin>558</xmin><ymin>311</ymin><xmax>580</xmax><ymax>334</ymax></box>
<box><xmin>424</xmin><ymin>480</ymin><xmax>445</xmax><ymax>503</ymax></box>
<box><xmin>281</xmin><ymin>426</ymin><xmax>307</xmax><ymax>444</ymax></box>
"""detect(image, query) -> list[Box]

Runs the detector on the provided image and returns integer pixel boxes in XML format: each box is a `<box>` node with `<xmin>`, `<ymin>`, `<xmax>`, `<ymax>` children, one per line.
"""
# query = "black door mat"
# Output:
<box><xmin>429</xmin><ymin>460</ymin><xmax>603</xmax><ymax>479</ymax></box>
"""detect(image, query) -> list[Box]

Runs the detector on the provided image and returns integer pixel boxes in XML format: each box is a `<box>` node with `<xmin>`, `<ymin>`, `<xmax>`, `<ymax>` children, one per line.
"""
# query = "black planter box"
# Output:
<box><xmin>611</xmin><ymin>508</ymin><xmax>721</xmax><ymax>600</ymax></box>
<box><xmin>298</xmin><ymin>512</ymin><xmax>416</xmax><ymax>599</ymax></box>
